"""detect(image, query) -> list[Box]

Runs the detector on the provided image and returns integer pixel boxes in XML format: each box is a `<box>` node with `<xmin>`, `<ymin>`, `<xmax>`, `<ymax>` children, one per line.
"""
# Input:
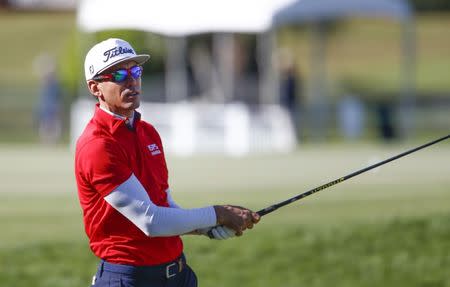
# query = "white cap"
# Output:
<box><xmin>84</xmin><ymin>38</ymin><xmax>150</xmax><ymax>81</ymax></box>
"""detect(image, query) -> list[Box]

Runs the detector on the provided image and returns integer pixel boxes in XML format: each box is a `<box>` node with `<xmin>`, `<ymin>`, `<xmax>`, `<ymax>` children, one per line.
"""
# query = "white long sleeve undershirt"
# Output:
<box><xmin>165</xmin><ymin>188</ymin><xmax>181</xmax><ymax>209</ymax></box>
<box><xmin>104</xmin><ymin>174</ymin><xmax>217</xmax><ymax>237</ymax></box>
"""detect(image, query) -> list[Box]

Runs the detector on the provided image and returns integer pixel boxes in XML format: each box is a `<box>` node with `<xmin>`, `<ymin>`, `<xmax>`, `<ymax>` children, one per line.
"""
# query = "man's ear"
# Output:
<box><xmin>87</xmin><ymin>80</ymin><xmax>104</xmax><ymax>101</ymax></box>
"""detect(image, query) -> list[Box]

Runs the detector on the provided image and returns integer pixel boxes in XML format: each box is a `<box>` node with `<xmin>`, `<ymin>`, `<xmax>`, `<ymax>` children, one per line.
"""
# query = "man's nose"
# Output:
<box><xmin>124</xmin><ymin>74</ymin><xmax>138</xmax><ymax>87</ymax></box>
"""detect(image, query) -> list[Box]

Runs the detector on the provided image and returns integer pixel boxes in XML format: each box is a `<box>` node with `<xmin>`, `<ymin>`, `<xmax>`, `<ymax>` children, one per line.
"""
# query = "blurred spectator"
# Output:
<box><xmin>279</xmin><ymin>48</ymin><xmax>302</xmax><ymax>139</ymax></box>
<box><xmin>33</xmin><ymin>53</ymin><xmax>62</xmax><ymax>145</ymax></box>
<box><xmin>232</xmin><ymin>35</ymin><xmax>259</xmax><ymax>105</ymax></box>
<box><xmin>376</xmin><ymin>102</ymin><xmax>396</xmax><ymax>141</ymax></box>
<box><xmin>187</xmin><ymin>42</ymin><xmax>214</xmax><ymax>101</ymax></box>
<box><xmin>337</xmin><ymin>94</ymin><xmax>365</xmax><ymax>140</ymax></box>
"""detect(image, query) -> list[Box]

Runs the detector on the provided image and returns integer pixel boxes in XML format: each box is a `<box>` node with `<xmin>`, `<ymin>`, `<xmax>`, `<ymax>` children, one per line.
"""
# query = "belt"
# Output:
<box><xmin>99</xmin><ymin>254</ymin><xmax>186</xmax><ymax>279</ymax></box>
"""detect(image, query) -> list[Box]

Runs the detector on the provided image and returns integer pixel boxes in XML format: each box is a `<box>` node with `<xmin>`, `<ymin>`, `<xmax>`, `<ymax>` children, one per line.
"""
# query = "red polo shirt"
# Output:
<box><xmin>74</xmin><ymin>104</ymin><xmax>183</xmax><ymax>266</ymax></box>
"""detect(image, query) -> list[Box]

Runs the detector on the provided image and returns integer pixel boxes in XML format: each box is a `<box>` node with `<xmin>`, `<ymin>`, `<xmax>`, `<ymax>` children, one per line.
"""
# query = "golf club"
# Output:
<box><xmin>257</xmin><ymin>134</ymin><xmax>449</xmax><ymax>216</ymax></box>
<box><xmin>208</xmin><ymin>134</ymin><xmax>449</xmax><ymax>238</ymax></box>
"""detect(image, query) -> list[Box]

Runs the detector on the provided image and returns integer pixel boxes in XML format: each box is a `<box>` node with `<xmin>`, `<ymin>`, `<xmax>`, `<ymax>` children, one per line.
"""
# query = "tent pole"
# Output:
<box><xmin>165</xmin><ymin>36</ymin><xmax>188</xmax><ymax>102</ymax></box>
<box><xmin>398</xmin><ymin>17</ymin><xmax>416</xmax><ymax>139</ymax></box>
<box><xmin>258</xmin><ymin>29</ymin><xmax>279</xmax><ymax>105</ymax></box>
<box><xmin>213</xmin><ymin>33</ymin><xmax>235</xmax><ymax>103</ymax></box>
<box><xmin>309</xmin><ymin>21</ymin><xmax>328</xmax><ymax>141</ymax></box>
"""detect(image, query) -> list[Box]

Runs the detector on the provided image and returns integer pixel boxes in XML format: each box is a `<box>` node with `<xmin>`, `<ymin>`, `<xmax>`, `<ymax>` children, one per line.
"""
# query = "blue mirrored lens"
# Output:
<box><xmin>130</xmin><ymin>66</ymin><xmax>143</xmax><ymax>79</ymax></box>
<box><xmin>110</xmin><ymin>66</ymin><xmax>142</xmax><ymax>82</ymax></box>
<box><xmin>113</xmin><ymin>70</ymin><xmax>128</xmax><ymax>82</ymax></box>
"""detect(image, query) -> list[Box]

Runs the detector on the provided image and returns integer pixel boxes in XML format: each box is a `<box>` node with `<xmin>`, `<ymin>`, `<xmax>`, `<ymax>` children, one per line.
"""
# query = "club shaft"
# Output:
<box><xmin>257</xmin><ymin>134</ymin><xmax>449</xmax><ymax>217</ymax></box>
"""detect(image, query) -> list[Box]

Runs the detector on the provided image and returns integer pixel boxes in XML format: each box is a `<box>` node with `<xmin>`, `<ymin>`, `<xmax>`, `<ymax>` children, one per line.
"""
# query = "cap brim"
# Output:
<box><xmin>94</xmin><ymin>54</ymin><xmax>150</xmax><ymax>78</ymax></box>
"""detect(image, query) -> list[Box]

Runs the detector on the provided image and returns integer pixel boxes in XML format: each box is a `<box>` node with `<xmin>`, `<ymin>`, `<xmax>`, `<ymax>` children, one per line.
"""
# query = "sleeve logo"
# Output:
<box><xmin>147</xmin><ymin>143</ymin><xmax>161</xmax><ymax>156</ymax></box>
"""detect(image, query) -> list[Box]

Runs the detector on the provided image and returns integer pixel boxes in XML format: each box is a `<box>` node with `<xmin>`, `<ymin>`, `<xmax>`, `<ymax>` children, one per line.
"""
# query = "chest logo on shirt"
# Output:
<box><xmin>147</xmin><ymin>143</ymin><xmax>162</xmax><ymax>156</ymax></box>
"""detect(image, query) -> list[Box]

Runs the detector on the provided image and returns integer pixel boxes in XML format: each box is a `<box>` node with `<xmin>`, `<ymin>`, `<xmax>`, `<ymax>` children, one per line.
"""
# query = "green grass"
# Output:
<box><xmin>0</xmin><ymin>142</ymin><xmax>449</xmax><ymax>286</ymax></box>
<box><xmin>0</xmin><ymin>11</ymin><xmax>76</xmax><ymax>142</ymax></box>
<box><xmin>1</xmin><ymin>216</ymin><xmax>449</xmax><ymax>287</ymax></box>
<box><xmin>186</xmin><ymin>217</ymin><xmax>450</xmax><ymax>287</ymax></box>
<box><xmin>0</xmin><ymin>12</ymin><xmax>75</xmax><ymax>88</ymax></box>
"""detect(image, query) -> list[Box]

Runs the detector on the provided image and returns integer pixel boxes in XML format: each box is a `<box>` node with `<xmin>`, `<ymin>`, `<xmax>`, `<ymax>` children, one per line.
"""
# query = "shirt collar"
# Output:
<box><xmin>99</xmin><ymin>105</ymin><xmax>135</xmax><ymax>127</ymax></box>
<box><xmin>93</xmin><ymin>103</ymin><xmax>141</xmax><ymax>134</ymax></box>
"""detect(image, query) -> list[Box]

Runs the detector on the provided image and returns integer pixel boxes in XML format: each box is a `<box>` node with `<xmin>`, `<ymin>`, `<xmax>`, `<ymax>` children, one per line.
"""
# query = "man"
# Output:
<box><xmin>74</xmin><ymin>38</ymin><xmax>260</xmax><ymax>287</ymax></box>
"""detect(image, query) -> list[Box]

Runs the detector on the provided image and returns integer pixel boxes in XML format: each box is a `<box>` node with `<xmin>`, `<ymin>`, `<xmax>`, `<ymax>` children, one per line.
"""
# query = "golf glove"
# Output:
<box><xmin>198</xmin><ymin>226</ymin><xmax>236</xmax><ymax>240</ymax></box>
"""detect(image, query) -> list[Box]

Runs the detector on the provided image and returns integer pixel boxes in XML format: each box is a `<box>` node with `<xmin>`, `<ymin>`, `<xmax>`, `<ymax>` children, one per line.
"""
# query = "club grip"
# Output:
<box><xmin>206</xmin><ymin>228</ymin><xmax>215</xmax><ymax>239</ymax></box>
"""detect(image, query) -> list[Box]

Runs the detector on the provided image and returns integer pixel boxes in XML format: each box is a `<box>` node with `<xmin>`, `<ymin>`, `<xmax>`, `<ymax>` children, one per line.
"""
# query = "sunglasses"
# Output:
<box><xmin>93</xmin><ymin>65</ymin><xmax>143</xmax><ymax>83</ymax></box>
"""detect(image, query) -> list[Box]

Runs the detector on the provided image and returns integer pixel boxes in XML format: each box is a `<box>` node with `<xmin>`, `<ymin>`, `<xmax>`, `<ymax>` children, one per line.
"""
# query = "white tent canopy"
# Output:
<box><xmin>74</xmin><ymin>0</ymin><xmax>298</xmax><ymax>155</ymax></box>
<box><xmin>272</xmin><ymin>0</ymin><xmax>412</xmax><ymax>25</ymax></box>
<box><xmin>77</xmin><ymin>0</ymin><xmax>298</xmax><ymax>104</ymax></box>
<box><xmin>77</xmin><ymin>0</ymin><xmax>295</xmax><ymax>36</ymax></box>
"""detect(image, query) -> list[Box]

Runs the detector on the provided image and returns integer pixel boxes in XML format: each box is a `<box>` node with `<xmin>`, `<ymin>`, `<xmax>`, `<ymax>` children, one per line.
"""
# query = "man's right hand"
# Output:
<box><xmin>213</xmin><ymin>205</ymin><xmax>260</xmax><ymax>236</ymax></box>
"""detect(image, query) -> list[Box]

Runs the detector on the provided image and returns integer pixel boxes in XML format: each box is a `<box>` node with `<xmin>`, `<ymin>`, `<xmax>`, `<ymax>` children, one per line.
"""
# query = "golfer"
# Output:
<box><xmin>74</xmin><ymin>38</ymin><xmax>260</xmax><ymax>287</ymax></box>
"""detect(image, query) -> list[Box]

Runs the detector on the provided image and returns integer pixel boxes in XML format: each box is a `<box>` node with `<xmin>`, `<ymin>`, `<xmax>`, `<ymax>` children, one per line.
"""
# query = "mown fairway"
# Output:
<box><xmin>0</xmin><ymin>141</ymin><xmax>449</xmax><ymax>286</ymax></box>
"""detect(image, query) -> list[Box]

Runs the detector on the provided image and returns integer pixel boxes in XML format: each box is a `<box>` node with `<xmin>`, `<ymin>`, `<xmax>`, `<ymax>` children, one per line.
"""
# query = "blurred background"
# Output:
<box><xmin>0</xmin><ymin>0</ymin><xmax>449</xmax><ymax>286</ymax></box>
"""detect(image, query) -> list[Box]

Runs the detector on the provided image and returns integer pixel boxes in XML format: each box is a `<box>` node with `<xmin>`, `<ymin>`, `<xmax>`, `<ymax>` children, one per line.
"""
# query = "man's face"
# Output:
<box><xmin>88</xmin><ymin>60</ymin><xmax>142</xmax><ymax>117</ymax></box>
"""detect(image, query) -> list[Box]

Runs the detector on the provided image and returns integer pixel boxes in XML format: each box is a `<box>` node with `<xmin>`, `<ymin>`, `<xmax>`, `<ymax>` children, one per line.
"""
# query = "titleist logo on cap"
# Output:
<box><xmin>84</xmin><ymin>38</ymin><xmax>150</xmax><ymax>81</ymax></box>
<box><xmin>103</xmin><ymin>46</ymin><xmax>135</xmax><ymax>63</ymax></box>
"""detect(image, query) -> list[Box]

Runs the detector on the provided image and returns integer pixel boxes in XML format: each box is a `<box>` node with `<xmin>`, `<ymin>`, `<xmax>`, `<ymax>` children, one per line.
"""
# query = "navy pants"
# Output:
<box><xmin>91</xmin><ymin>254</ymin><xmax>197</xmax><ymax>287</ymax></box>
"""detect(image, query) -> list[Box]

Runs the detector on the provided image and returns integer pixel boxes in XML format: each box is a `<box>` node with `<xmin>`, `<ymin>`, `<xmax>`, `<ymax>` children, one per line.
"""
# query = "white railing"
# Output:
<box><xmin>71</xmin><ymin>98</ymin><xmax>296</xmax><ymax>156</ymax></box>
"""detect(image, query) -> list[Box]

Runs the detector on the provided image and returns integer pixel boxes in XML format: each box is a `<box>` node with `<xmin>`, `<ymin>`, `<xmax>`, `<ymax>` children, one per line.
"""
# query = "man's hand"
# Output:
<box><xmin>213</xmin><ymin>205</ymin><xmax>260</xmax><ymax>236</ymax></box>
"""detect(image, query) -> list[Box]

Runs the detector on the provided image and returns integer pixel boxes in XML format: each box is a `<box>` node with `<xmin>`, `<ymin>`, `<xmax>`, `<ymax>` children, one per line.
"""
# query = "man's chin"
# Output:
<box><xmin>123</xmin><ymin>99</ymin><xmax>140</xmax><ymax>110</ymax></box>
<box><xmin>133</xmin><ymin>100</ymin><xmax>140</xmax><ymax>110</ymax></box>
